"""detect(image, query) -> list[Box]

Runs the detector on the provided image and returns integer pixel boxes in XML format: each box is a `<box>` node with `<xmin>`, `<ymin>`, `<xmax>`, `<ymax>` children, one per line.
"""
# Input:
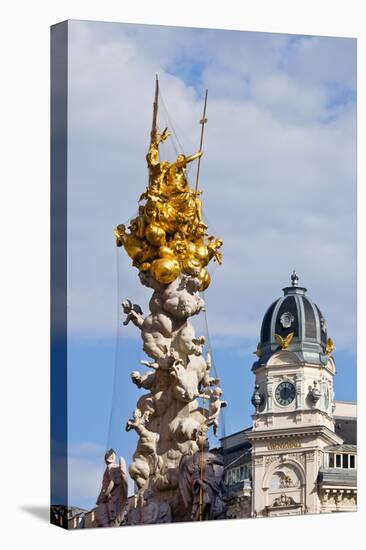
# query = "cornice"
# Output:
<box><xmin>246</xmin><ymin>425</ymin><xmax>343</xmax><ymax>446</ymax></box>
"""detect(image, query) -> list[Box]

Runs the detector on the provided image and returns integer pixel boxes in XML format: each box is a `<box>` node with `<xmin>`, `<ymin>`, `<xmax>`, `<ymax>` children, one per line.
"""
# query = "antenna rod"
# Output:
<box><xmin>195</xmin><ymin>89</ymin><xmax>208</xmax><ymax>193</ymax></box>
<box><xmin>151</xmin><ymin>74</ymin><xmax>159</xmax><ymax>141</ymax></box>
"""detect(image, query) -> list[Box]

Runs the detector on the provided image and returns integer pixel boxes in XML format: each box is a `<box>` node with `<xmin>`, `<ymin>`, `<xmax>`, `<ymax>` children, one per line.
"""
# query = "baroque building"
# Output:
<box><xmin>221</xmin><ymin>272</ymin><xmax>357</xmax><ymax>518</ymax></box>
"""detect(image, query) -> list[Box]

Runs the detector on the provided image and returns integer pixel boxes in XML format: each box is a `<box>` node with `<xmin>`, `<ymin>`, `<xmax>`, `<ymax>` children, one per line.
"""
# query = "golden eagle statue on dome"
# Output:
<box><xmin>114</xmin><ymin>76</ymin><xmax>222</xmax><ymax>291</ymax></box>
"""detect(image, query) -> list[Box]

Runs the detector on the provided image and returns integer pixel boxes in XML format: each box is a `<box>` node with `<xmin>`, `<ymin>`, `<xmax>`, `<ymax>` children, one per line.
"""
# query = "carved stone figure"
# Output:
<box><xmin>95</xmin><ymin>450</ymin><xmax>128</xmax><ymax>527</ymax></box>
<box><xmin>199</xmin><ymin>387</ymin><xmax>228</xmax><ymax>436</ymax></box>
<box><xmin>121</xmin><ymin>299</ymin><xmax>143</xmax><ymax>327</ymax></box>
<box><xmin>178</xmin><ymin>434</ymin><xmax>227</xmax><ymax>521</ymax></box>
<box><xmin>125</xmin><ymin>410</ymin><xmax>160</xmax><ymax>505</ymax></box>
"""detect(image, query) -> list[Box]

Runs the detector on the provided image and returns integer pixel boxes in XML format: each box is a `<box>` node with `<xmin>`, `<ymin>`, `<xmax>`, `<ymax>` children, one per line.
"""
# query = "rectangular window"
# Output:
<box><xmin>350</xmin><ymin>455</ymin><xmax>355</xmax><ymax>469</ymax></box>
<box><xmin>329</xmin><ymin>453</ymin><xmax>334</xmax><ymax>468</ymax></box>
<box><xmin>343</xmin><ymin>454</ymin><xmax>349</xmax><ymax>469</ymax></box>
<box><xmin>240</xmin><ymin>466</ymin><xmax>245</xmax><ymax>480</ymax></box>
<box><xmin>336</xmin><ymin>454</ymin><xmax>341</xmax><ymax>468</ymax></box>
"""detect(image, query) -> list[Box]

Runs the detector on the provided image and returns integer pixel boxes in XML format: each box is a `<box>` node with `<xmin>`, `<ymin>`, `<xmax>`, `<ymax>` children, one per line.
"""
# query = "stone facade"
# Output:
<box><xmin>247</xmin><ymin>347</ymin><xmax>343</xmax><ymax>517</ymax></box>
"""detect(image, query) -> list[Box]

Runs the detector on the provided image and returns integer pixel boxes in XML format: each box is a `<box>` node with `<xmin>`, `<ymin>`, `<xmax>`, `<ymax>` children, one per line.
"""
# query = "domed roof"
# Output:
<box><xmin>258</xmin><ymin>271</ymin><xmax>328</xmax><ymax>365</ymax></box>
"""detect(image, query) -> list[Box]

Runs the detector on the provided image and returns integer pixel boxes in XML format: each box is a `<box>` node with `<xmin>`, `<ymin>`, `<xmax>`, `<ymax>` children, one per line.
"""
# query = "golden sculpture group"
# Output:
<box><xmin>114</xmin><ymin>83</ymin><xmax>222</xmax><ymax>291</ymax></box>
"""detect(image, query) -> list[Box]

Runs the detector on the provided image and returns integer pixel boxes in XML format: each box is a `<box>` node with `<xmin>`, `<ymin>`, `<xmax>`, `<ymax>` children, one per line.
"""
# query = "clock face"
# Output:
<box><xmin>275</xmin><ymin>381</ymin><xmax>296</xmax><ymax>406</ymax></box>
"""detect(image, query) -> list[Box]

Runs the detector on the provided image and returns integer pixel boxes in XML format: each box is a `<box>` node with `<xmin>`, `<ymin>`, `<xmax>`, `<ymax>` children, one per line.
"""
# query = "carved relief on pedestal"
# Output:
<box><xmin>128</xmin><ymin>489</ymin><xmax>172</xmax><ymax>525</ymax></box>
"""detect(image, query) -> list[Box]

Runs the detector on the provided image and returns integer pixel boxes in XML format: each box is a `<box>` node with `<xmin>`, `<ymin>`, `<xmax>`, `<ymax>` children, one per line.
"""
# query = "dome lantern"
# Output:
<box><xmin>257</xmin><ymin>272</ymin><xmax>329</xmax><ymax>365</ymax></box>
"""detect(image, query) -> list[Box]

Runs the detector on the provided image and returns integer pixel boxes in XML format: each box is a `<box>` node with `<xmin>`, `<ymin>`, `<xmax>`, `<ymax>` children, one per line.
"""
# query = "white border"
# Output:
<box><xmin>1</xmin><ymin>1</ymin><xmax>364</xmax><ymax>548</ymax></box>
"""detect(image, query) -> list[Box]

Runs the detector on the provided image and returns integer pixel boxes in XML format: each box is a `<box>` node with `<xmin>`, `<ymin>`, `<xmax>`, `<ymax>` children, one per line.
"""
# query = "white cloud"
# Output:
<box><xmin>283</xmin><ymin>35</ymin><xmax>356</xmax><ymax>88</ymax></box>
<box><xmin>66</xmin><ymin>21</ymin><xmax>356</xmax><ymax>354</ymax></box>
<box><xmin>68</xmin><ymin>456</ymin><xmax>103</xmax><ymax>509</ymax></box>
<box><xmin>250</xmin><ymin>72</ymin><xmax>326</xmax><ymax>121</ymax></box>
<box><xmin>67</xmin><ymin>441</ymin><xmax>104</xmax><ymax>508</ymax></box>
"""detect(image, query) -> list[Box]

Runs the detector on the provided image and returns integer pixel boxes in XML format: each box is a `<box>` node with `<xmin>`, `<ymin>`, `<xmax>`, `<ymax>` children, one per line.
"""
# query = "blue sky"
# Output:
<box><xmin>61</xmin><ymin>20</ymin><xmax>356</xmax><ymax>510</ymax></box>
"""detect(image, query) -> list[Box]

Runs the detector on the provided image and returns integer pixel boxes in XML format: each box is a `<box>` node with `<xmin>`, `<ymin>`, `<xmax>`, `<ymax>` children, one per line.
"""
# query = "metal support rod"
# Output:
<box><xmin>195</xmin><ymin>89</ymin><xmax>208</xmax><ymax>193</ymax></box>
<box><xmin>151</xmin><ymin>74</ymin><xmax>159</xmax><ymax>140</ymax></box>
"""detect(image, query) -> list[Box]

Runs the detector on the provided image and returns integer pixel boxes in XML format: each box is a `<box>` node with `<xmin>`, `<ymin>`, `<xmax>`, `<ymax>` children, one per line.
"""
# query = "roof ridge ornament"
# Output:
<box><xmin>291</xmin><ymin>269</ymin><xmax>299</xmax><ymax>287</ymax></box>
